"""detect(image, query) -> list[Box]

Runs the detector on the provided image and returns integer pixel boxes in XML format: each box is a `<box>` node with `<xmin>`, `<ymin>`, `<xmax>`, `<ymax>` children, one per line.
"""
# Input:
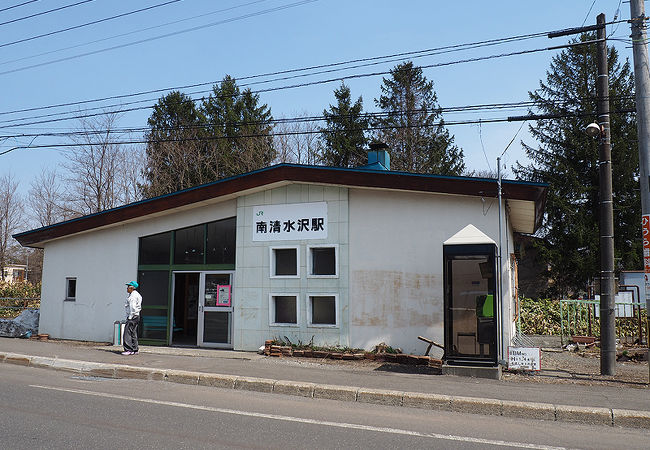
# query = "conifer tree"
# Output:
<box><xmin>514</xmin><ymin>34</ymin><xmax>640</xmax><ymax>295</ymax></box>
<box><xmin>375</xmin><ymin>61</ymin><xmax>464</xmax><ymax>175</ymax></box>
<box><xmin>320</xmin><ymin>82</ymin><xmax>368</xmax><ymax>167</ymax></box>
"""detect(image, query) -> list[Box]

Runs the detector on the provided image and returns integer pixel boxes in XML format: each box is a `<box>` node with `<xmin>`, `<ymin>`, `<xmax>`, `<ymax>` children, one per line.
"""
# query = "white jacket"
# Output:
<box><xmin>125</xmin><ymin>290</ymin><xmax>142</xmax><ymax>320</ymax></box>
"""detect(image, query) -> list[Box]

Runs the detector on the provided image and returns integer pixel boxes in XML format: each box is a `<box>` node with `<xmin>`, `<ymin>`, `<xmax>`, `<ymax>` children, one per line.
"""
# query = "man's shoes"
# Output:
<box><xmin>121</xmin><ymin>351</ymin><xmax>134</xmax><ymax>355</ymax></box>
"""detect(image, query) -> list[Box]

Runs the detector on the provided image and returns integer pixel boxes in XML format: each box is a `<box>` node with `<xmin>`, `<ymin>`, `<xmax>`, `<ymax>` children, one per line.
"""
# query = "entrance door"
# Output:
<box><xmin>444</xmin><ymin>244</ymin><xmax>497</xmax><ymax>366</ymax></box>
<box><xmin>197</xmin><ymin>272</ymin><xmax>234</xmax><ymax>348</ymax></box>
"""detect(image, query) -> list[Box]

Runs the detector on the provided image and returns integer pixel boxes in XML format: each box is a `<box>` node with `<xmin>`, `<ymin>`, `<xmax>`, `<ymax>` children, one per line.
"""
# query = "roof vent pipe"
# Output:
<box><xmin>366</xmin><ymin>142</ymin><xmax>391</xmax><ymax>171</ymax></box>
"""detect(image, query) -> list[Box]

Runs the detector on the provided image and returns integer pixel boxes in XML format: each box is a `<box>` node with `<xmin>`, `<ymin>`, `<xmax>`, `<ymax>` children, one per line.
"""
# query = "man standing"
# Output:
<box><xmin>122</xmin><ymin>281</ymin><xmax>142</xmax><ymax>355</ymax></box>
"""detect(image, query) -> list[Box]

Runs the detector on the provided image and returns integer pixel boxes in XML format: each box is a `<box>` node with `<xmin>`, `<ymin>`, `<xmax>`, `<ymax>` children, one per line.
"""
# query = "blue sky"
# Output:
<box><xmin>0</xmin><ymin>0</ymin><xmax>632</xmax><ymax>199</ymax></box>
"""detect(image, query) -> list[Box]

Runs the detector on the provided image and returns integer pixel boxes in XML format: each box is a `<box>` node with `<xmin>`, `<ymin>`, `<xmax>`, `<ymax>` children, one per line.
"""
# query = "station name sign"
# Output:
<box><xmin>252</xmin><ymin>202</ymin><xmax>328</xmax><ymax>241</ymax></box>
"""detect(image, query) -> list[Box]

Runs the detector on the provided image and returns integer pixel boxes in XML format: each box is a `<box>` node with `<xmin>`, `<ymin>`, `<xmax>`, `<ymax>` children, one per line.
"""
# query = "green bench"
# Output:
<box><xmin>141</xmin><ymin>315</ymin><xmax>182</xmax><ymax>337</ymax></box>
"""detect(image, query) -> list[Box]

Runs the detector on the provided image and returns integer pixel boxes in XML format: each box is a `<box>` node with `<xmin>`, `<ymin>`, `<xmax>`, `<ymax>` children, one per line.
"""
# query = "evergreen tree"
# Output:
<box><xmin>374</xmin><ymin>61</ymin><xmax>464</xmax><ymax>175</ymax></box>
<box><xmin>142</xmin><ymin>91</ymin><xmax>209</xmax><ymax>197</ymax></box>
<box><xmin>201</xmin><ymin>75</ymin><xmax>275</xmax><ymax>176</ymax></box>
<box><xmin>320</xmin><ymin>82</ymin><xmax>368</xmax><ymax>167</ymax></box>
<box><xmin>142</xmin><ymin>77</ymin><xmax>275</xmax><ymax>197</ymax></box>
<box><xmin>514</xmin><ymin>34</ymin><xmax>640</xmax><ymax>296</ymax></box>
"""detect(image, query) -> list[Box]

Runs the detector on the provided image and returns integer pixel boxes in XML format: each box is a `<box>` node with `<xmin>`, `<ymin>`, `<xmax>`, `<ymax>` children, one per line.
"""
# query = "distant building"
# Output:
<box><xmin>14</xmin><ymin>151</ymin><xmax>547</xmax><ymax>368</ymax></box>
<box><xmin>2</xmin><ymin>264</ymin><xmax>27</xmax><ymax>283</ymax></box>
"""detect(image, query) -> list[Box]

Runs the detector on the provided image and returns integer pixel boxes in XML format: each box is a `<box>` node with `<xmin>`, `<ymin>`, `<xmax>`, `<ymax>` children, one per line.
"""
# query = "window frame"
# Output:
<box><xmin>307</xmin><ymin>293</ymin><xmax>339</xmax><ymax>328</ymax></box>
<box><xmin>65</xmin><ymin>277</ymin><xmax>77</xmax><ymax>301</ymax></box>
<box><xmin>307</xmin><ymin>244</ymin><xmax>338</xmax><ymax>278</ymax></box>
<box><xmin>269</xmin><ymin>246</ymin><xmax>300</xmax><ymax>278</ymax></box>
<box><xmin>268</xmin><ymin>293</ymin><xmax>300</xmax><ymax>327</ymax></box>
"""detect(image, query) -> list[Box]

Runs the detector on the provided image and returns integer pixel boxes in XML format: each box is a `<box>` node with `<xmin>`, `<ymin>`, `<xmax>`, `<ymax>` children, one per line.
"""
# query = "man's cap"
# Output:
<box><xmin>126</xmin><ymin>281</ymin><xmax>139</xmax><ymax>289</ymax></box>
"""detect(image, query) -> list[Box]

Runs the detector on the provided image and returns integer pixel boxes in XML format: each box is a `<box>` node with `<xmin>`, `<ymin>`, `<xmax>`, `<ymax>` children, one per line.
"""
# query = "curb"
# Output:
<box><xmin>2</xmin><ymin>351</ymin><xmax>648</xmax><ymax>429</ymax></box>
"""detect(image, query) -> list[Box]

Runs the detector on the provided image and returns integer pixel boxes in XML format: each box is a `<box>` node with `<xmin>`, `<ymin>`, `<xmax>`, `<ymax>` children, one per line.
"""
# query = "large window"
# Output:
<box><xmin>174</xmin><ymin>224</ymin><xmax>205</xmax><ymax>264</ymax></box>
<box><xmin>138</xmin><ymin>232</ymin><xmax>171</xmax><ymax>265</ymax></box>
<box><xmin>270</xmin><ymin>246</ymin><xmax>299</xmax><ymax>277</ymax></box>
<box><xmin>206</xmin><ymin>217</ymin><xmax>236</xmax><ymax>265</ymax></box>
<box><xmin>308</xmin><ymin>295</ymin><xmax>338</xmax><ymax>327</ymax></box>
<box><xmin>137</xmin><ymin>270</ymin><xmax>170</xmax><ymax>307</ymax></box>
<box><xmin>308</xmin><ymin>245</ymin><xmax>337</xmax><ymax>277</ymax></box>
<box><xmin>269</xmin><ymin>294</ymin><xmax>298</xmax><ymax>326</ymax></box>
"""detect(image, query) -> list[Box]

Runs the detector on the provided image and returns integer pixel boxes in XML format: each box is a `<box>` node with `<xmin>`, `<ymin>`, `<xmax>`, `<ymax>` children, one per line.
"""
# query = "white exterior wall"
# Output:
<box><xmin>348</xmin><ymin>189</ymin><xmax>514</xmax><ymax>355</ymax></box>
<box><xmin>39</xmin><ymin>200</ymin><xmax>236</xmax><ymax>342</ymax></box>
<box><xmin>234</xmin><ymin>184</ymin><xmax>349</xmax><ymax>350</ymax></box>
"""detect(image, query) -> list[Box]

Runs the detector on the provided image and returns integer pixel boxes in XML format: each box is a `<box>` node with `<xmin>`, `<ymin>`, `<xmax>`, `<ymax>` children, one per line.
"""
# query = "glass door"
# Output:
<box><xmin>198</xmin><ymin>271</ymin><xmax>234</xmax><ymax>348</ymax></box>
<box><xmin>444</xmin><ymin>244</ymin><xmax>497</xmax><ymax>366</ymax></box>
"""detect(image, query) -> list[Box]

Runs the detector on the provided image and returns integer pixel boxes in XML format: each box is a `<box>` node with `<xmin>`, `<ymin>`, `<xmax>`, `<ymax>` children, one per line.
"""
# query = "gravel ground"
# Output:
<box><xmin>503</xmin><ymin>346</ymin><xmax>649</xmax><ymax>388</ymax></box>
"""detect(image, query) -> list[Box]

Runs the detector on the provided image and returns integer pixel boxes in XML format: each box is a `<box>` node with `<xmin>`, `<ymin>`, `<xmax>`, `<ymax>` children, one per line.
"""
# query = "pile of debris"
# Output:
<box><xmin>0</xmin><ymin>309</ymin><xmax>39</xmax><ymax>338</ymax></box>
<box><xmin>262</xmin><ymin>340</ymin><xmax>443</xmax><ymax>369</ymax></box>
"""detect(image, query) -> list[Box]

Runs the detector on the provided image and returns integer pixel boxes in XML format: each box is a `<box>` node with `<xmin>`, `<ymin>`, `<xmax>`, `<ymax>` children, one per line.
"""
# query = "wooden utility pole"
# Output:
<box><xmin>595</xmin><ymin>13</ymin><xmax>615</xmax><ymax>376</ymax></box>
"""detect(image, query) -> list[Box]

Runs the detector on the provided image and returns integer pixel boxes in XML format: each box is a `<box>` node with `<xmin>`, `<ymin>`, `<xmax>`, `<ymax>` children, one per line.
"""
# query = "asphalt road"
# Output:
<box><xmin>1</xmin><ymin>364</ymin><xmax>647</xmax><ymax>450</ymax></box>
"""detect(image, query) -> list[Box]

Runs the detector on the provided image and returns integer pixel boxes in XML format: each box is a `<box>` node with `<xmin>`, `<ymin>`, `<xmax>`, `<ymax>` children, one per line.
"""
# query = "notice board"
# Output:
<box><xmin>507</xmin><ymin>347</ymin><xmax>541</xmax><ymax>371</ymax></box>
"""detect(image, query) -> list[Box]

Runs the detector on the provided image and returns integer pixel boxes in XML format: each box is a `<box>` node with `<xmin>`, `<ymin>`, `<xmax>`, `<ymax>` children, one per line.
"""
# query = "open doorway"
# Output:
<box><xmin>171</xmin><ymin>271</ymin><xmax>234</xmax><ymax>348</ymax></box>
<box><xmin>172</xmin><ymin>273</ymin><xmax>199</xmax><ymax>346</ymax></box>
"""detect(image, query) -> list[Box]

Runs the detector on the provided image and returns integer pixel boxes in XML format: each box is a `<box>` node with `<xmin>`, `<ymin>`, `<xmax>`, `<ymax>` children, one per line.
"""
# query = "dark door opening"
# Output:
<box><xmin>444</xmin><ymin>244</ymin><xmax>498</xmax><ymax>366</ymax></box>
<box><xmin>172</xmin><ymin>273</ymin><xmax>199</xmax><ymax>346</ymax></box>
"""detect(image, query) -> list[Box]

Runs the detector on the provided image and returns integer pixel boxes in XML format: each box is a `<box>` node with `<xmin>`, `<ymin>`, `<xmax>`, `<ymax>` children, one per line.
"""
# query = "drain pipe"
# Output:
<box><xmin>497</xmin><ymin>157</ymin><xmax>506</xmax><ymax>365</ymax></box>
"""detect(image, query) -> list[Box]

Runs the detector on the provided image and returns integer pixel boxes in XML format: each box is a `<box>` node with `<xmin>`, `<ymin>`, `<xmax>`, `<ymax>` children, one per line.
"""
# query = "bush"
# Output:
<box><xmin>519</xmin><ymin>297</ymin><xmax>647</xmax><ymax>339</ymax></box>
<box><xmin>0</xmin><ymin>281</ymin><xmax>41</xmax><ymax>318</ymax></box>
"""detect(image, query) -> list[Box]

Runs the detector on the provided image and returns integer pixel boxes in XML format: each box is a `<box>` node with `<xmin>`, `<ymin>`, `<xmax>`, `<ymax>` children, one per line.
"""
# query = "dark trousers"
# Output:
<box><xmin>123</xmin><ymin>316</ymin><xmax>139</xmax><ymax>352</ymax></box>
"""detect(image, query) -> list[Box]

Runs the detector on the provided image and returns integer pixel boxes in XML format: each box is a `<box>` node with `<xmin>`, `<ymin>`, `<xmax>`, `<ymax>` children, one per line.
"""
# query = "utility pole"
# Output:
<box><xmin>596</xmin><ymin>13</ymin><xmax>616</xmax><ymax>376</ymax></box>
<box><xmin>629</xmin><ymin>0</ymin><xmax>650</xmax><ymax>383</ymax></box>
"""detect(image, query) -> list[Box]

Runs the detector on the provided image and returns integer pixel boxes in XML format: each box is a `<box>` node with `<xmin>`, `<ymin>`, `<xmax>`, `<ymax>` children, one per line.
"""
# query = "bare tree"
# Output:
<box><xmin>28</xmin><ymin>168</ymin><xmax>67</xmax><ymax>227</ymax></box>
<box><xmin>117</xmin><ymin>145</ymin><xmax>145</xmax><ymax>204</ymax></box>
<box><xmin>63</xmin><ymin>112</ymin><xmax>142</xmax><ymax>214</ymax></box>
<box><xmin>0</xmin><ymin>173</ymin><xmax>22</xmax><ymax>279</ymax></box>
<box><xmin>273</xmin><ymin>112</ymin><xmax>322</xmax><ymax>165</ymax></box>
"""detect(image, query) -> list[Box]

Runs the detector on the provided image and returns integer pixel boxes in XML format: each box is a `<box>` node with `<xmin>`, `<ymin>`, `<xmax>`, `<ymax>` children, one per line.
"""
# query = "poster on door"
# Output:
<box><xmin>217</xmin><ymin>285</ymin><xmax>231</xmax><ymax>307</ymax></box>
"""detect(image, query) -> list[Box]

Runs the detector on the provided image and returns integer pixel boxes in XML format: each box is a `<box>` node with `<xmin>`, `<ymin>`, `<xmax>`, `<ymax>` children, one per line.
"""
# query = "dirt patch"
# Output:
<box><xmin>503</xmin><ymin>347</ymin><xmax>649</xmax><ymax>388</ymax></box>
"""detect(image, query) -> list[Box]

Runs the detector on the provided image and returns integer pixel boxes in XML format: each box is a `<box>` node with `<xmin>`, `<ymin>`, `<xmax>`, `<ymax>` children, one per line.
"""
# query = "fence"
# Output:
<box><xmin>0</xmin><ymin>297</ymin><xmax>40</xmax><ymax>319</ymax></box>
<box><xmin>559</xmin><ymin>298</ymin><xmax>646</xmax><ymax>346</ymax></box>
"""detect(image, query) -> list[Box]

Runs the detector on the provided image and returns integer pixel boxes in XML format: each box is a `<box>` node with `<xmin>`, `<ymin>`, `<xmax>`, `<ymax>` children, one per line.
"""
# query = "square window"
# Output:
<box><xmin>309</xmin><ymin>246</ymin><xmax>337</xmax><ymax>277</ymax></box>
<box><xmin>269</xmin><ymin>294</ymin><xmax>298</xmax><ymax>326</ymax></box>
<box><xmin>308</xmin><ymin>295</ymin><xmax>337</xmax><ymax>326</ymax></box>
<box><xmin>270</xmin><ymin>247</ymin><xmax>299</xmax><ymax>277</ymax></box>
<box><xmin>65</xmin><ymin>277</ymin><xmax>76</xmax><ymax>301</ymax></box>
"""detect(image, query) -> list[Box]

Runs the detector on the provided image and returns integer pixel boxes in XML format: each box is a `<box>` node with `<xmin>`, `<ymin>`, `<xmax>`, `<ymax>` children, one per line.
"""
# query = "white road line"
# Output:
<box><xmin>30</xmin><ymin>384</ymin><xmax>568</xmax><ymax>450</ymax></box>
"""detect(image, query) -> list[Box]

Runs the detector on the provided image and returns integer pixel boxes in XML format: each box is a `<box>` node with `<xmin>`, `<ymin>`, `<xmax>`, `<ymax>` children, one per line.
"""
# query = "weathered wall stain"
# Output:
<box><xmin>350</xmin><ymin>270</ymin><xmax>443</xmax><ymax>327</ymax></box>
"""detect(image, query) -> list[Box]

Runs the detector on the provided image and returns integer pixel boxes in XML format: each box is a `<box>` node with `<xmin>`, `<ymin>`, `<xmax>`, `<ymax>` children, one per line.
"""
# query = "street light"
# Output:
<box><xmin>585</xmin><ymin>122</ymin><xmax>603</xmax><ymax>139</ymax></box>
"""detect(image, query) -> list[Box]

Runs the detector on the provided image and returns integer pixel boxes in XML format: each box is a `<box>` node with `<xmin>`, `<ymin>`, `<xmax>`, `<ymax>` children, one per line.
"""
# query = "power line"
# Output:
<box><xmin>0</xmin><ymin>0</ymin><xmax>93</xmax><ymax>27</ymax></box>
<box><xmin>0</xmin><ymin>0</ymin><xmax>181</xmax><ymax>49</ymax></box>
<box><xmin>0</xmin><ymin>0</ymin><xmax>270</xmax><ymax>68</ymax></box>
<box><xmin>0</xmin><ymin>0</ymin><xmax>318</xmax><ymax>72</ymax></box>
<box><xmin>0</xmin><ymin>31</ymin><xmax>548</xmax><ymax>119</ymax></box>
<box><xmin>1</xmin><ymin>107</ymin><xmax>638</xmax><ymax>157</ymax></box>
<box><xmin>1</xmin><ymin>97</ymin><xmax>625</xmax><ymax>139</ymax></box>
<box><xmin>0</xmin><ymin>1</ymin><xmax>39</xmax><ymax>14</ymax></box>
<box><xmin>0</xmin><ymin>40</ymin><xmax>603</xmax><ymax>130</ymax></box>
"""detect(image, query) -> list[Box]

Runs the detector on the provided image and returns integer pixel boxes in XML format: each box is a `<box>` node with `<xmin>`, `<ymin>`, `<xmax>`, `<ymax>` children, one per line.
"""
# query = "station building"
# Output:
<box><xmin>14</xmin><ymin>151</ymin><xmax>547</xmax><ymax>367</ymax></box>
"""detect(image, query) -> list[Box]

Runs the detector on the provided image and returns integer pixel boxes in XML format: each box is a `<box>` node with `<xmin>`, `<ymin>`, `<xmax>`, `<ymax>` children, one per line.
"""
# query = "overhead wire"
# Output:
<box><xmin>1</xmin><ymin>106</ymin><xmax>638</xmax><ymax>157</ymax></box>
<box><xmin>0</xmin><ymin>39</ymin><xmax>610</xmax><ymax>129</ymax></box>
<box><xmin>0</xmin><ymin>1</ymin><xmax>40</xmax><ymax>14</ymax></box>
<box><xmin>0</xmin><ymin>0</ymin><xmax>318</xmax><ymax>73</ymax></box>
<box><xmin>0</xmin><ymin>0</ymin><xmax>270</xmax><ymax>68</ymax></box>
<box><xmin>0</xmin><ymin>30</ymin><xmax>549</xmax><ymax>119</ymax></box>
<box><xmin>0</xmin><ymin>0</ymin><xmax>93</xmax><ymax>27</ymax></box>
<box><xmin>0</xmin><ymin>0</ymin><xmax>181</xmax><ymax>49</ymax></box>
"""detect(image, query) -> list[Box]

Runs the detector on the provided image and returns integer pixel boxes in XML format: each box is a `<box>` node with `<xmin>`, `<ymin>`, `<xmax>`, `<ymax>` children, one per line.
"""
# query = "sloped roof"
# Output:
<box><xmin>14</xmin><ymin>163</ymin><xmax>547</xmax><ymax>247</ymax></box>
